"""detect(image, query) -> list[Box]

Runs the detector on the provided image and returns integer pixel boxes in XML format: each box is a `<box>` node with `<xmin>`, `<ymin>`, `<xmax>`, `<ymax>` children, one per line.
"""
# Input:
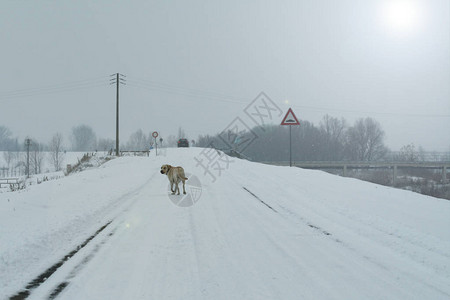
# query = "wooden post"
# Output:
<box><xmin>25</xmin><ymin>138</ymin><xmax>31</xmax><ymax>178</ymax></box>
<box><xmin>393</xmin><ymin>165</ymin><xmax>398</xmax><ymax>186</ymax></box>
<box><xmin>443</xmin><ymin>166</ymin><xmax>447</xmax><ymax>182</ymax></box>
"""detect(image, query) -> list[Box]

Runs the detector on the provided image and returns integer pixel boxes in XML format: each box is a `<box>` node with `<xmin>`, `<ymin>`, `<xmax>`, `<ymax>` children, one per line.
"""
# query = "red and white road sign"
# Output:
<box><xmin>152</xmin><ymin>131</ymin><xmax>159</xmax><ymax>138</ymax></box>
<box><xmin>281</xmin><ymin>108</ymin><xmax>300</xmax><ymax>125</ymax></box>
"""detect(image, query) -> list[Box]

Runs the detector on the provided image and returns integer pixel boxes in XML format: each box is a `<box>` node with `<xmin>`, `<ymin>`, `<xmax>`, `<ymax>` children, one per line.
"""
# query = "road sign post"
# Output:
<box><xmin>289</xmin><ymin>126</ymin><xmax>292</xmax><ymax>166</ymax></box>
<box><xmin>281</xmin><ymin>108</ymin><xmax>300</xmax><ymax>167</ymax></box>
<box><xmin>152</xmin><ymin>131</ymin><xmax>159</xmax><ymax>156</ymax></box>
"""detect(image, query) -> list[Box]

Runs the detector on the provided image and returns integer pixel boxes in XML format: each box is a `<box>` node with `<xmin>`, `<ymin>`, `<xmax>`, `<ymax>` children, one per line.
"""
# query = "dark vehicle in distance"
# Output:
<box><xmin>177</xmin><ymin>139</ymin><xmax>189</xmax><ymax>147</ymax></box>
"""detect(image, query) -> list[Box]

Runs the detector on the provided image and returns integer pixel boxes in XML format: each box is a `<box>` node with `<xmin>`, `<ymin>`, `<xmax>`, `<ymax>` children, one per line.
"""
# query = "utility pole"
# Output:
<box><xmin>110</xmin><ymin>73</ymin><xmax>126</xmax><ymax>156</ymax></box>
<box><xmin>25</xmin><ymin>138</ymin><xmax>31</xmax><ymax>178</ymax></box>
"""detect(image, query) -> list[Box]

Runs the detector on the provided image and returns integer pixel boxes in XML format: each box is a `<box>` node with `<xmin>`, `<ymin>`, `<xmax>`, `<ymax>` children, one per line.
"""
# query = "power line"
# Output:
<box><xmin>127</xmin><ymin>76</ymin><xmax>249</xmax><ymax>100</ymax></box>
<box><xmin>126</xmin><ymin>82</ymin><xmax>248</xmax><ymax>105</ymax></box>
<box><xmin>0</xmin><ymin>76</ymin><xmax>109</xmax><ymax>95</ymax></box>
<box><xmin>126</xmin><ymin>76</ymin><xmax>450</xmax><ymax>118</ymax></box>
<box><xmin>0</xmin><ymin>74</ymin><xmax>448</xmax><ymax>119</ymax></box>
<box><xmin>0</xmin><ymin>76</ymin><xmax>110</xmax><ymax>102</ymax></box>
<box><xmin>289</xmin><ymin>104</ymin><xmax>450</xmax><ymax>118</ymax></box>
<box><xmin>0</xmin><ymin>83</ymin><xmax>108</xmax><ymax>102</ymax></box>
<box><xmin>126</xmin><ymin>76</ymin><xmax>249</xmax><ymax>104</ymax></box>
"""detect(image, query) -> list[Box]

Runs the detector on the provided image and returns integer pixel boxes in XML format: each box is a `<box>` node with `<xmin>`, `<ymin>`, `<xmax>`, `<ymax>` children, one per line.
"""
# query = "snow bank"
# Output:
<box><xmin>1</xmin><ymin>148</ymin><xmax>449</xmax><ymax>299</ymax></box>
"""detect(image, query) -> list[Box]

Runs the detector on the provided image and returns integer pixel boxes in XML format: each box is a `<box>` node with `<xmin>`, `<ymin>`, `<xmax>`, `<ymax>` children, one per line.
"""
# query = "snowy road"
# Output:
<box><xmin>2</xmin><ymin>148</ymin><xmax>450</xmax><ymax>299</ymax></box>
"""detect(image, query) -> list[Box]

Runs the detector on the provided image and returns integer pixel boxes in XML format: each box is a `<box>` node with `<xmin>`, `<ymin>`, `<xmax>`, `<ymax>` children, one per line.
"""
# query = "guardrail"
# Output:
<box><xmin>261</xmin><ymin>161</ymin><xmax>450</xmax><ymax>186</ymax></box>
<box><xmin>120</xmin><ymin>150</ymin><xmax>150</xmax><ymax>157</ymax></box>
<box><xmin>0</xmin><ymin>178</ymin><xmax>21</xmax><ymax>188</ymax></box>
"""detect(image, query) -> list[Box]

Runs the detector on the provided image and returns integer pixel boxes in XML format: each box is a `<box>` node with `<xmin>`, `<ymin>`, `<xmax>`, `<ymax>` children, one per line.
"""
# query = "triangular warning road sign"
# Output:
<box><xmin>281</xmin><ymin>108</ymin><xmax>300</xmax><ymax>125</ymax></box>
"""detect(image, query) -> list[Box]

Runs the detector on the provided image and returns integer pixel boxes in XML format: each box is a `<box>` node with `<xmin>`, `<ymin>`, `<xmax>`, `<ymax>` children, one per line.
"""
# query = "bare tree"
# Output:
<box><xmin>3</xmin><ymin>150</ymin><xmax>19</xmax><ymax>176</ymax></box>
<box><xmin>396</xmin><ymin>143</ymin><xmax>419</xmax><ymax>162</ymax></box>
<box><xmin>0</xmin><ymin>126</ymin><xmax>11</xmax><ymax>147</ymax></box>
<box><xmin>345</xmin><ymin>117</ymin><xmax>388</xmax><ymax>161</ymax></box>
<box><xmin>166</xmin><ymin>135</ymin><xmax>178</xmax><ymax>147</ymax></box>
<box><xmin>30</xmin><ymin>140</ymin><xmax>46</xmax><ymax>174</ymax></box>
<box><xmin>49</xmin><ymin>133</ymin><xmax>65</xmax><ymax>171</ymax></box>
<box><xmin>319</xmin><ymin>115</ymin><xmax>346</xmax><ymax>160</ymax></box>
<box><xmin>98</xmin><ymin>138</ymin><xmax>115</xmax><ymax>152</ymax></box>
<box><xmin>71</xmin><ymin>125</ymin><xmax>97</xmax><ymax>151</ymax></box>
<box><xmin>0</xmin><ymin>126</ymin><xmax>14</xmax><ymax>150</ymax></box>
<box><xmin>126</xmin><ymin>129</ymin><xmax>149</xmax><ymax>150</ymax></box>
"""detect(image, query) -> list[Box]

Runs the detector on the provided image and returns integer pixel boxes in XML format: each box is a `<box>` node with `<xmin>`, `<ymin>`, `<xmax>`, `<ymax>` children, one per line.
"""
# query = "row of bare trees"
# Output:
<box><xmin>0</xmin><ymin>133</ymin><xmax>65</xmax><ymax>176</ymax></box>
<box><xmin>0</xmin><ymin>124</ymin><xmax>172</xmax><ymax>176</ymax></box>
<box><xmin>122</xmin><ymin>127</ymin><xmax>190</xmax><ymax>150</ymax></box>
<box><xmin>1</xmin><ymin>123</ymin><xmax>195</xmax><ymax>154</ymax></box>
<box><xmin>197</xmin><ymin>115</ymin><xmax>390</xmax><ymax>162</ymax></box>
<box><xmin>0</xmin><ymin>125</ymin><xmax>97</xmax><ymax>152</ymax></box>
<box><xmin>0</xmin><ymin>125</ymin><xmax>89</xmax><ymax>175</ymax></box>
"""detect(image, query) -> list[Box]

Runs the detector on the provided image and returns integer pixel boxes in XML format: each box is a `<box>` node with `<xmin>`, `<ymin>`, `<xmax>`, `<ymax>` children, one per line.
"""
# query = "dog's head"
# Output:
<box><xmin>160</xmin><ymin>164</ymin><xmax>171</xmax><ymax>175</ymax></box>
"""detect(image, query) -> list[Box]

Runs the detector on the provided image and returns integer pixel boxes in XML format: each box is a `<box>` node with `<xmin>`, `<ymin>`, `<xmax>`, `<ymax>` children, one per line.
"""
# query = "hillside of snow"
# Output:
<box><xmin>0</xmin><ymin>151</ymin><xmax>100</xmax><ymax>178</ymax></box>
<box><xmin>1</xmin><ymin>148</ymin><xmax>449</xmax><ymax>299</ymax></box>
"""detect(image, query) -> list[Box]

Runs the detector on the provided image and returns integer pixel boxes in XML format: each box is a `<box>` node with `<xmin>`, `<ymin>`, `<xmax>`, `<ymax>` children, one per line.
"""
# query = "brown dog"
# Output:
<box><xmin>160</xmin><ymin>164</ymin><xmax>188</xmax><ymax>195</ymax></box>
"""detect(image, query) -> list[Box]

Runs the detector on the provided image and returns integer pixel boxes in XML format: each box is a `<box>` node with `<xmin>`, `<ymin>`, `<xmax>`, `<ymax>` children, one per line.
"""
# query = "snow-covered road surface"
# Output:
<box><xmin>2</xmin><ymin>148</ymin><xmax>450</xmax><ymax>299</ymax></box>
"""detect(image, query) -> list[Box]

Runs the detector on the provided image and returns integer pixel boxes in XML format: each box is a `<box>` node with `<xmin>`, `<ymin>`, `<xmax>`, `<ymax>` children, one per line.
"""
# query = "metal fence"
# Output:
<box><xmin>0</xmin><ymin>167</ymin><xmax>25</xmax><ymax>178</ymax></box>
<box><xmin>261</xmin><ymin>161</ymin><xmax>450</xmax><ymax>186</ymax></box>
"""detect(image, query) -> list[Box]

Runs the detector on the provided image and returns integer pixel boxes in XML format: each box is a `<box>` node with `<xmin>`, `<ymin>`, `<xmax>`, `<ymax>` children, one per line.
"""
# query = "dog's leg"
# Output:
<box><xmin>176</xmin><ymin>181</ymin><xmax>180</xmax><ymax>195</ymax></box>
<box><xmin>171</xmin><ymin>180</ymin><xmax>175</xmax><ymax>194</ymax></box>
<box><xmin>182</xmin><ymin>179</ymin><xmax>186</xmax><ymax>194</ymax></box>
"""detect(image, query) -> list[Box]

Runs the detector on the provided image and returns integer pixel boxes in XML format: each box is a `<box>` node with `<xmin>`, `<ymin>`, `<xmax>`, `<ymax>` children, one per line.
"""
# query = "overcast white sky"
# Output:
<box><xmin>0</xmin><ymin>0</ymin><xmax>449</xmax><ymax>151</ymax></box>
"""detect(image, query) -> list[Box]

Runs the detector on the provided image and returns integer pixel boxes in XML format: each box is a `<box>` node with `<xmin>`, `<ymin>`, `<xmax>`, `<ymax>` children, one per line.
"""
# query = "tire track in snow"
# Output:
<box><xmin>243</xmin><ymin>186</ymin><xmax>334</xmax><ymax>239</ymax></box>
<box><xmin>242</xmin><ymin>187</ymin><xmax>277</xmax><ymax>212</ymax></box>
<box><xmin>8</xmin><ymin>221</ymin><xmax>112</xmax><ymax>300</ymax></box>
<box><xmin>47</xmin><ymin>226</ymin><xmax>118</xmax><ymax>299</ymax></box>
<box><xmin>42</xmin><ymin>172</ymin><xmax>160</xmax><ymax>299</ymax></box>
<box><xmin>9</xmin><ymin>169</ymin><xmax>160</xmax><ymax>300</ymax></box>
<box><xmin>275</xmin><ymin>203</ymin><xmax>450</xmax><ymax>299</ymax></box>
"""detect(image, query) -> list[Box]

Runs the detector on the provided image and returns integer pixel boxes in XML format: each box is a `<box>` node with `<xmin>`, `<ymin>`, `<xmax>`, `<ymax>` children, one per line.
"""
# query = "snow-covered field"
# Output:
<box><xmin>0</xmin><ymin>151</ymin><xmax>99</xmax><ymax>176</ymax></box>
<box><xmin>1</xmin><ymin>148</ymin><xmax>449</xmax><ymax>299</ymax></box>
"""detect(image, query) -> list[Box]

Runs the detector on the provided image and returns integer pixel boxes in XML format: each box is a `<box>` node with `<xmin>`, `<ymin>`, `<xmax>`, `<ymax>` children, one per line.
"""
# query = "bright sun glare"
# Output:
<box><xmin>381</xmin><ymin>0</ymin><xmax>423</xmax><ymax>36</ymax></box>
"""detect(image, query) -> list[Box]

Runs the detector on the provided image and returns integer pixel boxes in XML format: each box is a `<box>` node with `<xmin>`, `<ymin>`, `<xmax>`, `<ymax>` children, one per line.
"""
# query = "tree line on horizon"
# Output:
<box><xmin>196</xmin><ymin>115</ymin><xmax>448</xmax><ymax>163</ymax></box>
<box><xmin>0</xmin><ymin>114</ymin><xmax>448</xmax><ymax>174</ymax></box>
<box><xmin>0</xmin><ymin>124</ymin><xmax>190</xmax><ymax>174</ymax></box>
<box><xmin>0</xmin><ymin>125</ymin><xmax>169</xmax><ymax>153</ymax></box>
